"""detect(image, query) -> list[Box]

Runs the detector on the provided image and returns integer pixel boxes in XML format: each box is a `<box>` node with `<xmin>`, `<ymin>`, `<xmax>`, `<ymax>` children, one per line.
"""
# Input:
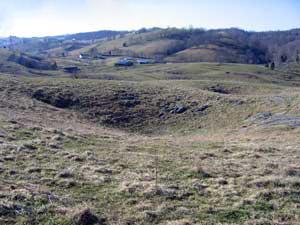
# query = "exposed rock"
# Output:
<box><xmin>207</xmin><ymin>85</ymin><xmax>229</xmax><ymax>94</ymax></box>
<box><xmin>49</xmin><ymin>143</ymin><xmax>60</xmax><ymax>149</ymax></box>
<box><xmin>66</xmin><ymin>134</ymin><xmax>78</xmax><ymax>141</ymax></box>
<box><xmin>247</xmin><ymin>112</ymin><xmax>272</xmax><ymax>122</ymax></box>
<box><xmin>17</xmin><ymin>143</ymin><xmax>37</xmax><ymax>151</ymax></box>
<box><xmin>3</xmin><ymin>156</ymin><xmax>15</xmax><ymax>161</ymax></box>
<box><xmin>51</xmin><ymin>134</ymin><xmax>64</xmax><ymax>142</ymax></box>
<box><xmin>8</xmin><ymin>170</ymin><xmax>17</xmax><ymax>175</ymax></box>
<box><xmin>94</xmin><ymin>168</ymin><xmax>113</xmax><ymax>174</ymax></box>
<box><xmin>73</xmin><ymin>156</ymin><xmax>85</xmax><ymax>162</ymax></box>
<box><xmin>159</xmin><ymin>112</ymin><xmax>165</xmax><ymax>119</ymax></box>
<box><xmin>8</xmin><ymin>120</ymin><xmax>18</xmax><ymax>124</ymax></box>
<box><xmin>0</xmin><ymin>129</ymin><xmax>6</xmax><ymax>138</ymax></box>
<box><xmin>31</xmin><ymin>138</ymin><xmax>46</xmax><ymax>145</ymax></box>
<box><xmin>30</xmin><ymin>126</ymin><xmax>43</xmax><ymax>131</ymax></box>
<box><xmin>60</xmin><ymin>151</ymin><xmax>70</xmax><ymax>157</ymax></box>
<box><xmin>5</xmin><ymin>124</ymin><xmax>20</xmax><ymax>130</ymax></box>
<box><xmin>217</xmin><ymin>178</ymin><xmax>228</xmax><ymax>185</ymax></box>
<box><xmin>174</xmin><ymin>96</ymin><xmax>182</xmax><ymax>101</ymax></box>
<box><xmin>92</xmin><ymin>176</ymin><xmax>111</xmax><ymax>186</ymax></box>
<box><xmin>0</xmin><ymin>143</ymin><xmax>18</xmax><ymax>150</ymax></box>
<box><xmin>57</xmin><ymin>170</ymin><xmax>74</xmax><ymax>178</ymax></box>
<box><xmin>269</xmin><ymin>96</ymin><xmax>286</xmax><ymax>105</ymax></box>
<box><xmin>57</xmin><ymin>180</ymin><xmax>79</xmax><ymax>188</ymax></box>
<box><xmin>26</xmin><ymin>167</ymin><xmax>42</xmax><ymax>173</ymax></box>
<box><xmin>84</xmin><ymin>151</ymin><xmax>93</xmax><ymax>156</ymax></box>
<box><xmin>228</xmin><ymin>99</ymin><xmax>244</xmax><ymax>105</ymax></box>
<box><xmin>193</xmin><ymin>182</ymin><xmax>209</xmax><ymax>192</ymax></box>
<box><xmin>261</xmin><ymin>115</ymin><xmax>300</xmax><ymax>128</ymax></box>
<box><xmin>67</xmin><ymin>154</ymin><xmax>80</xmax><ymax>159</ymax></box>
<box><xmin>171</xmin><ymin>105</ymin><xmax>188</xmax><ymax>114</ymax></box>
<box><xmin>16</xmin><ymin>145</ymin><xmax>26</xmax><ymax>151</ymax></box>
<box><xmin>195</xmin><ymin>105</ymin><xmax>210</xmax><ymax>112</ymax></box>
<box><xmin>248</xmin><ymin>113</ymin><xmax>300</xmax><ymax>128</ymax></box>
<box><xmin>285</xmin><ymin>167</ymin><xmax>300</xmax><ymax>177</ymax></box>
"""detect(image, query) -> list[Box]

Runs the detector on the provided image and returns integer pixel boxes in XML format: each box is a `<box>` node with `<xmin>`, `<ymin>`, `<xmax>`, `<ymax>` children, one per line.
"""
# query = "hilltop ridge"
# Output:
<box><xmin>1</xmin><ymin>28</ymin><xmax>300</xmax><ymax>66</ymax></box>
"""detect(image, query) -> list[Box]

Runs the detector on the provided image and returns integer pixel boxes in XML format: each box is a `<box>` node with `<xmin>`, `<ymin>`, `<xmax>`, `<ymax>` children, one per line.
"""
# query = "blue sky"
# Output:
<box><xmin>0</xmin><ymin>0</ymin><xmax>299</xmax><ymax>37</ymax></box>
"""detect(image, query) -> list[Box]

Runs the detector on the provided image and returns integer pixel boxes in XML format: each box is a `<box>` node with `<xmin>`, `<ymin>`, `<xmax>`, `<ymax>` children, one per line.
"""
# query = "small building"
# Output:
<box><xmin>137</xmin><ymin>59</ymin><xmax>152</xmax><ymax>64</ymax></box>
<box><xmin>64</xmin><ymin>67</ymin><xmax>80</xmax><ymax>73</ymax></box>
<box><xmin>79</xmin><ymin>53</ymin><xmax>90</xmax><ymax>59</ymax></box>
<box><xmin>94</xmin><ymin>54</ymin><xmax>106</xmax><ymax>59</ymax></box>
<box><xmin>124</xmin><ymin>57</ymin><xmax>134</xmax><ymax>61</ymax></box>
<box><xmin>114</xmin><ymin>60</ymin><xmax>134</xmax><ymax>67</ymax></box>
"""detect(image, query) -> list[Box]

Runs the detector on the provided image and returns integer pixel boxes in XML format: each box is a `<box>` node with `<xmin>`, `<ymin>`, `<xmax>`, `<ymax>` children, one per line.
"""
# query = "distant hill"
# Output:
<box><xmin>2</xmin><ymin>27</ymin><xmax>300</xmax><ymax>65</ymax></box>
<box><xmin>0</xmin><ymin>30</ymin><xmax>130</xmax><ymax>55</ymax></box>
<box><xmin>250</xmin><ymin>29</ymin><xmax>300</xmax><ymax>65</ymax></box>
<box><xmin>66</xmin><ymin>28</ymin><xmax>300</xmax><ymax>65</ymax></box>
<box><xmin>54</xmin><ymin>30</ymin><xmax>129</xmax><ymax>41</ymax></box>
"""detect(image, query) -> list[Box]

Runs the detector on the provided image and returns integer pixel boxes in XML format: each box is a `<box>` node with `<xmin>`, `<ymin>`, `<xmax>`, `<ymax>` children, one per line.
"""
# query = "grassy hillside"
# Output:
<box><xmin>165</xmin><ymin>44</ymin><xmax>256</xmax><ymax>63</ymax></box>
<box><xmin>55</xmin><ymin>57</ymin><xmax>300</xmax><ymax>85</ymax></box>
<box><xmin>0</xmin><ymin>49</ymin><xmax>36</xmax><ymax>76</ymax></box>
<box><xmin>74</xmin><ymin>28</ymin><xmax>300</xmax><ymax>65</ymax></box>
<box><xmin>66</xmin><ymin>28</ymin><xmax>272</xmax><ymax>64</ymax></box>
<box><xmin>0</xmin><ymin>48</ymin><xmax>71</xmax><ymax>77</ymax></box>
<box><xmin>2</xmin><ymin>30</ymin><xmax>129</xmax><ymax>55</ymax></box>
<box><xmin>1</xmin><ymin>61</ymin><xmax>300</xmax><ymax>224</ymax></box>
<box><xmin>3</xmin><ymin>28</ymin><xmax>300</xmax><ymax>66</ymax></box>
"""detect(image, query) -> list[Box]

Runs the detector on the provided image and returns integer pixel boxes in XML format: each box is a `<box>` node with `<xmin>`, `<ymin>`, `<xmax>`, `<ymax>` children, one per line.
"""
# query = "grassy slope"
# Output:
<box><xmin>67</xmin><ymin>31</ymin><xmax>165</xmax><ymax>57</ymax></box>
<box><xmin>65</xmin><ymin>28</ymin><xmax>266</xmax><ymax>63</ymax></box>
<box><xmin>0</xmin><ymin>49</ymin><xmax>65</xmax><ymax>77</ymax></box>
<box><xmin>1</xmin><ymin>62</ymin><xmax>300</xmax><ymax>224</ymax></box>
<box><xmin>164</xmin><ymin>44</ymin><xmax>246</xmax><ymax>63</ymax></box>
<box><xmin>67</xmin><ymin>29</ymin><xmax>191</xmax><ymax>60</ymax></box>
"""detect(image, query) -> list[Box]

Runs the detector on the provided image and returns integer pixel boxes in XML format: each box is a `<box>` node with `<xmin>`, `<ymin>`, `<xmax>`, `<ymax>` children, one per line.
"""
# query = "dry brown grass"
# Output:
<box><xmin>1</xmin><ymin>63</ymin><xmax>300</xmax><ymax>224</ymax></box>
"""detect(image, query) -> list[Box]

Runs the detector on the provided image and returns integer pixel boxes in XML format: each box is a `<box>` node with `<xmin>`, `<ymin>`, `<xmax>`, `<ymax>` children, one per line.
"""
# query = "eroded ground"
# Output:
<box><xmin>1</xmin><ymin>64</ymin><xmax>300</xmax><ymax>224</ymax></box>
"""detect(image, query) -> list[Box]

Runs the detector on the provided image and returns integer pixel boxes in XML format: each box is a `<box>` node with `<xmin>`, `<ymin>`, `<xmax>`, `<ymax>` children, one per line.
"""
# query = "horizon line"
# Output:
<box><xmin>1</xmin><ymin>26</ymin><xmax>300</xmax><ymax>39</ymax></box>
